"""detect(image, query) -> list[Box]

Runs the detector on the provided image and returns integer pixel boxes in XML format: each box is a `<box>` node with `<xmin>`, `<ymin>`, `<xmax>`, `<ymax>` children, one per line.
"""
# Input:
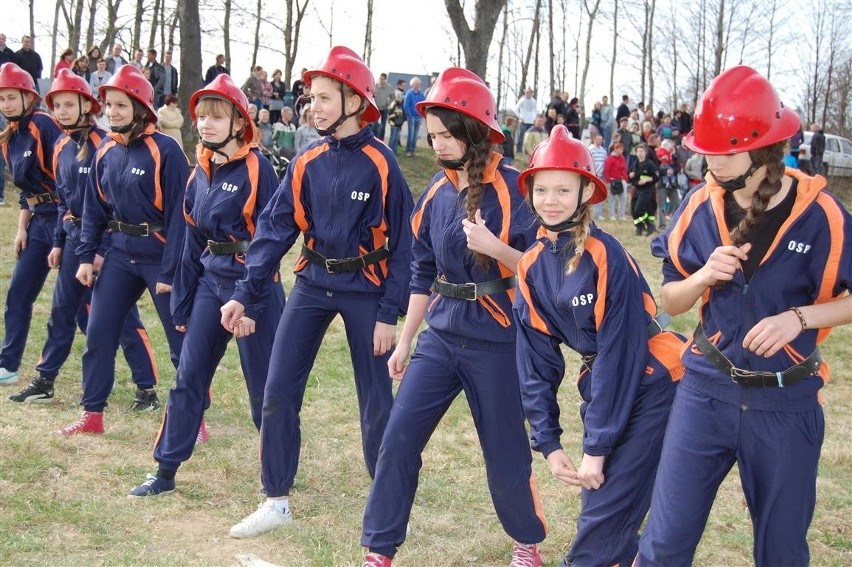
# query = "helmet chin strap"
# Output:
<box><xmin>315</xmin><ymin>83</ymin><xmax>361</xmax><ymax>137</ymax></box>
<box><xmin>529</xmin><ymin>182</ymin><xmax>588</xmax><ymax>232</ymax></box>
<box><xmin>110</xmin><ymin>121</ymin><xmax>136</xmax><ymax>134</ymax></box>
<box><xmin>710</xmin><ymin>162</ymin><xmax>759</xmax><ymax>192</ymax></box>
<box><xmin>3</xmin><ymin>90</ymin><xmax>34</xmax><ymax>121</ymax></box>
<box><xmin>436</xmin><ymin>122</ymin><xmax>480</xmax><ymax>170</ymax></box>
<box><xmin>200</xmin><ymin>114</ymin><xmax>239</xmax><ymax>162</ymax></box>
<box><xmin>59</xmin><ymin>95</ymin><xmax>89</xmax><ymax>130</ymax></box>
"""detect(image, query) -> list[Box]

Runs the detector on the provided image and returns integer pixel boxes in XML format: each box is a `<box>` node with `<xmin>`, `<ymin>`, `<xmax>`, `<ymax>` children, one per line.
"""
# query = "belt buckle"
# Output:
<box><xmin>325</xmin><ymin>258</ymin><xmax>341</xmax><ymax>274</ymax></box>
<box><xmin>458</xmin><ymin>282</ymin><xmax>478</xmax><ymax>301</ymax></box>
<box><xmin>730</xmin><ymin>366</ymin><xmax>762</xmax><ymax>386</ymax></box>
<box><xmin>140</xmin><ymin>223</ymin><xmax>150</xmax><ymax>237</ymax></box>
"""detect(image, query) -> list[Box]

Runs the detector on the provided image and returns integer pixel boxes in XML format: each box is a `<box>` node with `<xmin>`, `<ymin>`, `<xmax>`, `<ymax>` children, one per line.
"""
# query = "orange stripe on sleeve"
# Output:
<box><xmin>362</xmin><ymin>144</ymin><xmax>390</xmax><ymax>251</ymax></box>
<box><xmin>491</xmin><ymin>171</ymin><xmax>515</xmax><ymax>278</ymax></box>
<box><xmin>583</xmin><ymin>236</ymin><xmax>608</xmax><ymax>330</ymax></box>
<box><xmin>243</xmin><ymin>152</ymin><xmax>260</xmax><ymax>237</ymax></box>
<box><xmin>411</xmin><ymin>179</ymin><xmax>444</xmax><ymax>238</ymax></box>
<box><xmin>143</xmin><ymin>137</ymin><xmax>163</xmax><ymax>211</ymax></box>
<box><xmin>52</xmin><ymin>136</ymin><xmax>72</xmax><ymax>180</ymax></box>
<box><xmin>291</xmin><ymin>145</ymin><xmax>328</xmax><ymax>232</ymax></box>
<box><xmin>29</xmin><ymin>122</ymin><xmax>54</xmax><ymax>181</ymax></box>
<box><xmin>667</xmin><ymin>186</ymin><xmax>713</xmax><ymax>278</ymax></box>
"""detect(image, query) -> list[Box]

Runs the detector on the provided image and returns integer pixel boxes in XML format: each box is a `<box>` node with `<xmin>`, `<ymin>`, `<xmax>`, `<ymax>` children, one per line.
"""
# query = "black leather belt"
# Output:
<box><xmin>430</xmin><ymin>276</ymin><xmax>517</xmax><ymax>301</ymax></box>
<box><xmin>693</xmin><ymin>324</ymin><xmax>821</xmax><ymax>388</ymax></box>
<box><xmin>581</xmin><ymin>313</ymin><xmax>671</xmax><ymax>372</ymax></box>
<box><xmin>108</xmin><ymin>220</ymin><xmax>164</xmax><ymax>237</ymax></box>
<box><xmin>208</xmin><ymin>239</ymin><xmax>250</xmax><ymax>255</ymax></box>
<box><xmin>300</xmin><ymin>244</ymin><xmax>390</xmax><ymax>274</ymax></box>
<box><xmin>26</xmin><ymin>193</ymin><xmax>54</xmax><ymax>206</ymax></box>
<box><xmin>68</xmin><ymin>215</ymin><xmax>82</xmax><ymax>227</ymax></box>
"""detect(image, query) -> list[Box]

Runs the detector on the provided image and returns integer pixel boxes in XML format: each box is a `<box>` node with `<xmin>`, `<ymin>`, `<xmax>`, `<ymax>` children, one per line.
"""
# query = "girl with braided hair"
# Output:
<box><xmin>638</xmin><ymin>66</ymin><xmax>852</xmax><ymax>565</ymax></box>
<box><xmin>360</xmin><ymin>67</ymin><xmax>546</xmax><ymax>567</ymax></box>
<box><xmin>514</xmin><ymin>125</ymin><xmax>685</xmax><ymax>567</ymax></box>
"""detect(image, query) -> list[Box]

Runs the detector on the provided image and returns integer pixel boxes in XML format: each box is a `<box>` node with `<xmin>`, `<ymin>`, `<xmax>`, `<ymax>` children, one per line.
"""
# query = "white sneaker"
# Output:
<box><xmin>0</xmin><ymin>367</ymin><xmax>20</xmax><ymax>385</ymax></box>
<box><xmin>229</xmin><ymin>500</ymin><xmax>292</xmax><ymax>538</ymax></box>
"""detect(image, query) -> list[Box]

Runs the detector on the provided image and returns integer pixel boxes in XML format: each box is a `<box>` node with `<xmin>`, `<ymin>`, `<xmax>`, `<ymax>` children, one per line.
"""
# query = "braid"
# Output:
<box><xmin>730</xmin><ymin>141</ymin><xmax>785</xmax><ymax>246</ymax></box>
<box><xmin>75</xmin><ymin>116</ymin><xmax>96</xmax><ymax>162</ymax></box>
<box><xmin>566</xmin><ymin>200</ymin><xmax>595</xmax><ymax>274</ymax></box>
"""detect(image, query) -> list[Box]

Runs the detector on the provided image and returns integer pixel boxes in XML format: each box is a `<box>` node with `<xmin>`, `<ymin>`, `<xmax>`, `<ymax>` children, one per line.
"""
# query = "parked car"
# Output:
<box><xmin>798</xmin><ymin>131</ymin><xmax>852</xmax><ymax>177</ymax></box>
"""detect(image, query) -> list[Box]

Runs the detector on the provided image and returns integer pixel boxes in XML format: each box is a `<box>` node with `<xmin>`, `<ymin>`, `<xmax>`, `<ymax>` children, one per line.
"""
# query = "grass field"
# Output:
<box><xmin>0</xmin><ymin>153</ymin><xmax>850</xmax><ymax>567</ymax></box>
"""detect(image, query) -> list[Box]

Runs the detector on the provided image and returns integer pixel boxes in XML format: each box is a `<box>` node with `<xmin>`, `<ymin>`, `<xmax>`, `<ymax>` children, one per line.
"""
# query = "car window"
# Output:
<box><xmin>840</xmin><ymin>138</ymin><xmax>852</xmax><ymax>155</ymax></box>
<box><xmin>827</xmin><ymin>138</ymin><xmax>840</xmax><ymax>152</ymax></box>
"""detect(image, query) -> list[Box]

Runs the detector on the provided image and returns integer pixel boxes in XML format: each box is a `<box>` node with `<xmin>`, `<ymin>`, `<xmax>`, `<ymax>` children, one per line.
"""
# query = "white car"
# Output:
<box><xmin>798</xmin><ymin>132</ymin><xmax>852</xmax><ymax>177</ymax></box>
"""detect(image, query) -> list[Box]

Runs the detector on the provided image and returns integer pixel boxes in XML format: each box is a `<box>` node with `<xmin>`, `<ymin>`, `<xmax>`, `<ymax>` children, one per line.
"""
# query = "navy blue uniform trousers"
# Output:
<box><xmin>37</xmin><ymin>232</ymin><xmax>157</xmax><ymax>386</ymax></box>
<box><xmin>0</xmin><ymin>212</ymin><xmax>56</xmax><ymax>372</ymax></box>
<box><xmin>637</xmin><ymin>375</ymin><xmax>824</xmax><ymax>566</ymax></box>
<box><xmin>80</xmin><ymin>251</ymin><xmax>185</xmax><ymax>412</ymax></box>
<box><xmin>362</xmin><ymin>328</ymin><xmax>547</xmax><ymax>558</ymax></box>
<box><xmin>561</xmin><ymin>375</ymin><xmax>676</xmax><ymax>567</ymax></box>
<box><xmin>154</xmin><ymin>273</ymin><xmax>284</xmax><ymax>472</ymax></box>
<box><xmin>260</xmin><ymin>278</ymin><xmax>394</xmax><ymax>497</ymax></box>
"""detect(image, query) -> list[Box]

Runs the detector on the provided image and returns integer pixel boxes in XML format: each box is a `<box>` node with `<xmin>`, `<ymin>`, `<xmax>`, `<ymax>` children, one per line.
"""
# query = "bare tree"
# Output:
<box><xmin>518</xmin><ymin>0</ymin><xmax>542</xmax><ymax>97</ymax></box>
<box><xmin>100</xmin><ymin>0</ymin><xmax>125</xmax><ymax>54</ymax></box>
<box><xmin>495</xmin><ymin>2</ymin><xmax>509</xmax><ymax>110</ymax></box>
<box><xmin>547</xmin><ymin>0</ymin><xmax>554</xmax><ymax>94</ymax></box>
<box><xmin>133</xmin><ymin>0</ymin><xmax>143</xmax><ymax>52</ymax></box>
<box><xmin>646</xmin><ymin>0</ymin><xmax>656</xmax><ymax>107</ymax></box>
<box><xmin>224</xmin><ymin>0</ymin><xmax>232</xmax><ymax>70</ymax></box>
<box><xmin>86</xmin><ymin>0</ymin><xmax>97</xmax><ymax>51</ymax></box>
<box><xmin>51</xmin><ymin>0</ymin><xmax>61</xmax><ymax>72</ymax></box>
<box><xmin>363</xmin><ymin>0</ymin><xmax>373</xmax><ymax>66</ymax></box>
<box><xmin>444</xmin><ymin>0</ymin><xmax>506</xmax><ymax>78</ymax></box>
<box><xmin>609</xmin><ymin>0</ymin><xmax>618</xmax><ymax>104</ymax></box>
<box><xmin>179</xmin><ymin>0</ymin><xmax>202</xmax><ymax>144</ymax></box>
<box><xmin>148</xmin><ymin>0</ymin><xmax>161</xmax><ymax>50</ymax></box>
<box><xmin>578</xmin><ymin>0</ymin><xmax>601</xmax><ymax>108</ymax></box>
<box><xmin>251</xmin><ymin>0</ymin><xmax>261</xmax><ymax>68</ymax></box>
<box><xmin>713</xmin><ymin>0</ymin><xmax>725</xmax><ymax>76</ymax></box>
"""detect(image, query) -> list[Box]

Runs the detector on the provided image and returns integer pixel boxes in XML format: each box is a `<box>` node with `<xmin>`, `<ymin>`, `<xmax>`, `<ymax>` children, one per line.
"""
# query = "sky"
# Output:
<box><xmin>6</xmin><ymin>0</ymin><xmax>804</xmax><ymax>114</ymax></box>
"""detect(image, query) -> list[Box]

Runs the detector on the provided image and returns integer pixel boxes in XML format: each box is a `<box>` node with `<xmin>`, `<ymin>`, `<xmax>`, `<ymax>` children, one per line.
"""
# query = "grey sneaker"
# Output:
<box><xmin>229</xmin><ymin>501</ymin><xmax>292</xmax><ymax>538</ymax></box>
<box><xmin>130</xmin><ymin>388</ymin><xmax>160</xmax><ymax>411</ymax></box>
<box><xmin>8</xmin><ymin>376</ymin><xmax>54</xmax><ymax>403</ymax></box>
<box><xmin>0</xmin><ymin>367</ymin><xmax>20</xmax><ymax>385</ymax></box>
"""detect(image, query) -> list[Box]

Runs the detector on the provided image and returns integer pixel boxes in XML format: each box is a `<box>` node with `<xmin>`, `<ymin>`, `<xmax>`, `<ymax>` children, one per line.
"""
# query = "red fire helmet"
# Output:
<box><xmin>303</xmin><ymin>46</ymin><xmax>379</xmax><ymax>122</ymax></box>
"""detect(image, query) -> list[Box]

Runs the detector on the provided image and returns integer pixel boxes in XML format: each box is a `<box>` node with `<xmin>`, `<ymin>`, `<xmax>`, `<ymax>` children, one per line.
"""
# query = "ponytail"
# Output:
<box><xmin>565</xmin><ymin>200</ymin><xmax>595</xmax><ymax>274</ymax></box>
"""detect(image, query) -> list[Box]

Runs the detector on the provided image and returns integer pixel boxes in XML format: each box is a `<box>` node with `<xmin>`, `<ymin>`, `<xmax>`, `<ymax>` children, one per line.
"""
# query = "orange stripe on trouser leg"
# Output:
<box><xmin>528</xmin><ymin>470</ymin><xmax>548</xmax><ymax>534</ymax></box>
<box><xmin>137</xmin><ymin>328</ymin><xmax>160</xmax><ymax>383</ymax></box>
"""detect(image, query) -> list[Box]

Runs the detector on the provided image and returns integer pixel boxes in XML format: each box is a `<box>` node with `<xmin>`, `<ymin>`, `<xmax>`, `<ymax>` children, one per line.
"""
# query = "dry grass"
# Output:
<box><xmin>0</xmin><ymin>164</ymin><xmax>850</xmax><ymax>566</ymax></box>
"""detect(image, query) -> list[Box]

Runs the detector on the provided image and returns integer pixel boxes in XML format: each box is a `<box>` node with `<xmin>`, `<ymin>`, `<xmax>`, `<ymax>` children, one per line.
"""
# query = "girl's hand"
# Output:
<box><xmin>743</xmin><ymin>310</ymin><xmax>803</xmax><ymax>357</ymax></box>
<box><xmin>155</xmin><ymin>282</ymin><xmax>172</xmax><ymax>294</ymax></box>
<box><xmin>14</xmin><ymin>229</ymin><xmax>27</xmax><ymax>258</ymax></box>
<box><xmin>373</xmin><ymin>321</ymin><xmax>396</xmax><ymax>356</ymax></box>
<box><xmin>48</xmin><ymin>247</ymin><xmax>63</xmax><ymax>268</ymax></box>
<box><xmin>546</xmin><ymin>449</ymin><xmax>580</xmax><ymax>487</ymax></box>
<box><xmin>175</xmin><ymin>324</ymin><xmax>187</xmax><ymax>333</ymax></box>
<box><xmin>93</xmin><ymin>253</ymin><xmax>105</xmax><ymax>273</ymax></box>
<box><xmin>697</xmin><ymin>243</ymin><xmax>751</xmax><ymax>287</ymax></box>
<box><xmin>76</xmin><ymin>263</ymin><xmax>95</xmax><ymax>287</ymax></box>
<box><xmin>461</xmin><ymin>209</ymin><xmax>499</xmax><ymax>256</ymax></box>
<box><xmin>232</xmin><ymin>315</ymin><xmax>256</xmax><ymax>338</ymax></box>
<box><xmin>576</xmin><ymin>454</ymin><xmax>606</xmax><ymax>490</ymax></box>
<box><xmin>220</xmin><ymin>300</ymin><xmax>246</xmax><ymax>333</ymax></box>
<box><xmin>387</xmin><ymin>339</ymin><xmax>412</xmax><ymax>381</ymax></box>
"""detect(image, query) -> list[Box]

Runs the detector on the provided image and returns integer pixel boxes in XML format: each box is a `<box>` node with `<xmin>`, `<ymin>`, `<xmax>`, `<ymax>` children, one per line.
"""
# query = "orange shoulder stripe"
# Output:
<box><xmin>516</xmin><ymin>242</ymin><xmax>552</xmax><ymax>335</ymax></box>
<box><xmin>362</xmin><ymin>144</ymin><xmax>390</xmax><ymax>251</ymax></box>
<box><xmin>491</xmin><ymin>172</ymin><xmax>515</xmax><ymax>278</ymax></box>
<box><xmin>244</xmin><ymin>152</ymin><xmax>260</xmax><ymax>237</ymax></box>
<box><xmin>814</xmin><ymin>191</ymin><xmax>847</xmax><ymax>345</ymax></box>
<box><xmin>291</xmin><ymin>144</ymin><xmax>328</xmax><ymax>232</ymax></box>
<box><xmin>143</xmin><ymin>137</ymin><xmax>163</xmax><ymax>211</ymax></box>
<box><xmin>411</xmin><ymin>178</ymin><xmax>444</xmax><ymax>238</ymax></box>
<box><xmin>667</xmin><ymin>186</ymin><xmax>714</xmax><ymax>278</ymax></box>
<box><xmin>53</xmin><ymin>136</ymin><xmax>73</xmax><ymax>180</ymax></box>
<box><xmin>584</xmin><ymin>236</ymin><xmax>608</xmax><ymax>330</ymax></box>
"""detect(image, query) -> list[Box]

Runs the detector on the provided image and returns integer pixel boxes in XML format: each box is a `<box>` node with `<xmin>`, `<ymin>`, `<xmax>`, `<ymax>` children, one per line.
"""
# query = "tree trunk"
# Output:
<box><xmin>281</xmin><ymin>0</ymin><xmax>309</xmax><ymax>91</ymax></box>
<box><xmin>713</xmin><ymin>0</ymin><xmax>725</xmax><ymax>76</ymax></box>
<box><xmin>579</xmin><ymin>0</ymin><xmax>600</xmax><ymax>109</ymax></box>
<box><xmin>647</xmin><ymin>0</ymin><xmax>655</xmax><ymax>107</ymax></box>
<box><xmin>179</xmin><ymin>0</ymin><xmax>202</xmax><ymax>145</ymax></box>
<box><xmin>52</xmin><ymin>0</ymin><xmax>61</xmax><ymax>74</ymax></box>
<box><xmin>444</xmin><ymin>0</ymin><xmax>506</xmax><ymax>79</ymax></box>
<box><xmin>102</xmin><ymin>0</ymin><xmax>125</xmax><ymax>55</ymax></box>
<box><xmin>547</xmin><ymin>0</ymin><xmax>554</xmax><ymax>94</ymax></box>
<box><xmin>252</xmin><ymin>0</ymin><xmax>261</xmax><ymax>69</ymax></box>
<box><xmin>148</xmin><ymin>0</ymin><xmax>161</xmax><ymax>51</ymax></box>
<box><xmin>86</xmin><ymin>0</ymin><xmax>97</xmax><ymax>52</ymax></box>
<box><xmin>29</xmin><ymin>0</ymin><xmax>35</xmax><ymax>43</ymax></box>
<box><xmin>72</xmin><ymin>0</ymin><xmax>85</xmax><ymax>53</ymax></box>
<box><xmin>496</xmin><ymin>3</ymin><xmax>508</xmax><ymax>110</ymax></box>
<box><xmin>363</xmin><ymin>0</ymin><xmax>373</xmax><ymax>66</ymax></box>
<box><xmin>133</xmin><ymin>0</ymin><xmax>143</xmax><ymax>52</ymax></box>
<box><xmin>519</xmin><ymin>0</ymin><xmax>541</xmax><ymax>96</ymax></box>
<box><xmin>167</xmin><ymin>7</ymin><xmax>178</xmax><ymax>53</ymax></box>
<box><xmin>609</xmin><ymin>0</ymin><xmax>617</xmax><ymax>105</ymax></box>
<box><xmin>223</xmin><ymin>0</ymin><xmax>231</xmax><ymax>71</ymax></box>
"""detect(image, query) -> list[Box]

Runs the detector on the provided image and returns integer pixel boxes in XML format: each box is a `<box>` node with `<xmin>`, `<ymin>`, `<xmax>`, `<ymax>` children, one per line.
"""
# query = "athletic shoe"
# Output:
<box><xmin>0</xmin><ymin>367</ymin><xmax>20</xmax><ymax>385</ymax></box>
<box><xmin>0</xmin><ymin>197</ymin><xmax>6</xmax><ymax>206</ymax></box>
<box><xmin>58</xmin><ymin>411</ymin><xmax>104</xmax><ymax>435</ymax></box>
<box><xmin>196</xmin><ymin>418</ymin><xmax>209</xmax><ymax>445</ymax></box>
<box><xmin>130</xmin><ymin>388</ymin><xmax>160</xmax><ymax>412</ymax></box>
<box><xmin>509</xmin><ymin>542</ymin><xmax>542</xmax><ymax>567</ymax></box>
<box><xmin>129</xmin><ymin>473</ymin><xmax>175</xmax><ymax>497</ymax></box>
<box><xmin>229</xmin><ymin>500</ymin><xmax>292</xmax><ymax>538</ymax></box>
<box><xmin>8</xmin><ymin>376</ymin><xmax>54</xmax><ymax>403</ymax></box>
<box><xmin>363</xmin><ymin>552</ymin><xmax>392</xmax><ymax>567</ymax></box>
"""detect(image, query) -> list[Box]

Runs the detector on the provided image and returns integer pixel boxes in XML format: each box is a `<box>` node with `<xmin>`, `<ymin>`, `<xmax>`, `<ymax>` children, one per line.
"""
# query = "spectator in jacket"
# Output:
<box><xmin>156</xmin><ymin>94</ymin><xmax>184</xmax><ymax>147</ymax></box>
<box><xmin>14</xmin><ymin>35</ymin><xmax>43</xmax><ymax>83</ymax></box>
<box><xmin>809</xmin><ymin>123</ymin><xmax>825</xmax><ymax>176</ymax></box>
<box><xmin>53</xmin><ymin>48</ymin><xmax>75</xmax><ymax>78</ymax></box>
<box><xmin>403</xmin><ymin>76</ymin><xmax>424</xmax><ymax>156</ymax></box>
<box><xmin>204</xmin><ymin>54</ymin><xmax>228</xmax><ymax>85</ymax></box>
<box><xmin>0</xmin><ymin>33</ymin><xmax>14</xmax><ymax>66</ymax></box>
<box><xmin>105</xmin><ymin>43</ymin><xmax>127</xmax><ymax>74</ymax></box>
<box><xmin>523</xmin><ymin>114</ymin><xmax>548</xmax><ymax>158</ymax></box>
<box><xmin>86</xmin><ymin>46</ymin><xmax>102</xmax><ymax>73</ymax></box>
<box><xmin>515</xmin><ymin>87</ymin><xmax>538</xmax><ymax>154</ymax></box>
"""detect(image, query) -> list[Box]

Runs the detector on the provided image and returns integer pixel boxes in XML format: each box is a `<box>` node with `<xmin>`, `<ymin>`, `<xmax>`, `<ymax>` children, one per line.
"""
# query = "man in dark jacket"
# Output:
<box><xmin>0</xmin><ymin>33</ymin><xmax>14</xmax><ymax>67</ymax></box>
<box><xmin>204</xmin><ymin>54</ymin><xmax>228</xmax><ymax>85</ymax></box>
<box><xmin>14</xmin><ymin>35</ymin><xmax>42</xmax><ymax>82</ymax></box>
<box><xmin>616</xmin><ymin>94</ymin><xmax>631</xmax><ymax>124</ymax></box>
<box><xmin>809</xmin><ymin>123</ymin><xmax>826</xmax><ymax>176</ymax></box>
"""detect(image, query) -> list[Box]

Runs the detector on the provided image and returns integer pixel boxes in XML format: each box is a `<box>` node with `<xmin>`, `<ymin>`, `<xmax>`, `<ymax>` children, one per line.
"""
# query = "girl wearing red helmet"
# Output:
<box><xmin>513</xmin><ymin>125</ymin><xmax>685</xmax><ymax>567</ymax></box>
<box><xmin>57</xmin><ymin>64</ymin><xmax>190</xmax><ymax>435</ymax></box>
<box><xmin>360</xmin><ymin>67</ymin><xmax>546</xmax><ymax>567</ymax></box>
<box><xmin>638</xmin><ymin>66</ymin><xmax>852</xmax><ymax>565</ymax></box>
<box><xmin>0</xmin><ymin>63</ymin><xmax>63</xmax><ymax>387</ymax></box>
<box><xmin>222</xmin><ymin>46</ymin><xmax>413</xmax><ymax>538</ymax></box>
<box><xmin>7</xmin><ymin>69</ymin><xmax>158</xmax><ymax>405</ymax></box>
<box><xmin>128</xmin><ymin>74</ymin><xmax>286</xmax><ymax>497</ymax></box>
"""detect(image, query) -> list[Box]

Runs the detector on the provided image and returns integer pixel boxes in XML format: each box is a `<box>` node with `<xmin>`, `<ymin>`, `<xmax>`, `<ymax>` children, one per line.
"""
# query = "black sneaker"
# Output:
<box><xmin>130</xmin><ymin>388</ymin><xmax>160</xmax><ymax>412</ymax></box>
<box><xmin>8</xmin><ymin>376</ymin><xmax>54</xmax><ymax>403</ymax></box>
<box><xmin>129</xmin><ymin>473</ymin><xmax>175</xmax><ymax>497</ymax></box>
